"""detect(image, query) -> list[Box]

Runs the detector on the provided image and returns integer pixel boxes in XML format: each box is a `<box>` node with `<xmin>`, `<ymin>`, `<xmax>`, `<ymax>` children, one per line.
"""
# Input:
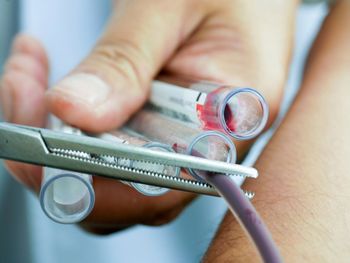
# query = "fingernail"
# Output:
<box><xmin>50</xmin><ymin>73</ymin><xmax>111</xmax><ymax>106</ymax></box>
<box><xmin>0</xmin><ymin>80</ymin><xmax>13</xmax><ymax>121</ymax></box>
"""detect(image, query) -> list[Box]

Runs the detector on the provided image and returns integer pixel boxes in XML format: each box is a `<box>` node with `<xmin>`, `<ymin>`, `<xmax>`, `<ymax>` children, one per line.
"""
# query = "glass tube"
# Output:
<box><xmin>39</xmin><ymin>124</ymin><xmax>95</xmax><ymax>224</ymax></box>
<box><xmin>98</xmin><ymin>129</ymin><xmax>180</xmax><ymax>196</ymax></box>
<box><xmin>126</xmin><ymin>110</ymin><xmax>237</xmax><ymax>180</ymax></box>
<box><xmin>150</xmin><ymin>76</ymin><xmax>269</xmax><ymax>140</ymax></box>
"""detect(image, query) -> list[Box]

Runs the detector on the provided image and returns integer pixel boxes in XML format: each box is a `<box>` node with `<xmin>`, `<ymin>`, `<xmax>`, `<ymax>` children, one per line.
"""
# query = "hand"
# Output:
<box><xmin>0</xmin><ymin>0</ymin><xmax>297</xmax><ymax>233</ymax></box>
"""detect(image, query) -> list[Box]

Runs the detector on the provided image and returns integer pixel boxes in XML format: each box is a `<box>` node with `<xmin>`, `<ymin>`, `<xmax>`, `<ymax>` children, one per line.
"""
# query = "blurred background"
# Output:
<box><xmin>0</xmin><ymin>1</ymin><xmax>327</xmax><ymax>262</ymax></box>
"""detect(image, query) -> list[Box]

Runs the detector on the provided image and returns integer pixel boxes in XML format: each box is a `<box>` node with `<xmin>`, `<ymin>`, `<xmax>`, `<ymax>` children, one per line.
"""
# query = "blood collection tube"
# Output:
<box><xmin>126</xmin><ymin>110</ymin><xmax>237</xmax><ymax>180</ymax></box>
<box><xmin>98</xmin><ymin>129</ymin><xmax>180</xmax><ymax>196</ymax></box>
<box><xmin>150</xmin><ymin>76</ymin><xmax>269</xmax><ymax>140</ymax></box>
<box><xmin>39</xmin><ymin>124</ymin><xmax>95</xmax><ymax>224</ymax></box>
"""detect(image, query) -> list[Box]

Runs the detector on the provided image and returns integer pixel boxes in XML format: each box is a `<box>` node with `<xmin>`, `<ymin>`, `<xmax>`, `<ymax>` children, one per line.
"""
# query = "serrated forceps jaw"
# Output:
<box><xmin>0</xmin><ymin>123</ymin><xmax>257</xmax><ymax>197</ymax></box>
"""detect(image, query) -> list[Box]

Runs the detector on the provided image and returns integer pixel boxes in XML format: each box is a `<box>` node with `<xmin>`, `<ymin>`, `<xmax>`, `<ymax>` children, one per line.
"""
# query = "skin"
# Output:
<box><xmin>205</xmin><ymin>0</ymin><xmax>350</xmax><ymax>262</ymax></box>
<box><xmin>0</xmin><ymin>0</ymin><xmax>298</xmax><ymax>233</ymax></box>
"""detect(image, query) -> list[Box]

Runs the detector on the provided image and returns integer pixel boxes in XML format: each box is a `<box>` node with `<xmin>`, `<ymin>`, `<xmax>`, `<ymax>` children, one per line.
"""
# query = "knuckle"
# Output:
<box><xmin>142</xmin><ymin>194</ymin><xmax>193</xmax><ymax>226</ymax></box>
<box><xmin>144</xmin><ymin>207</ymin><xmax>184</xmax><ymax>226</ymax></box>
<box><xmin>257</xmin><ymin>67</ymin><xmax>286</xmax><ymax>123</ymax></box>
<box><xmin>89</xmin><ymin>39</ymin><xmax>151</xmax><ymax>91</ymax></box>
<box><xmin>3</xmin><ymin>161</ymin><xmax>42</xmax><ymax>192</ymax></box>
<box><xmin>79</xmin><ymin>224</ymin><xmax>128</xmax><ymax>235</ymax></box>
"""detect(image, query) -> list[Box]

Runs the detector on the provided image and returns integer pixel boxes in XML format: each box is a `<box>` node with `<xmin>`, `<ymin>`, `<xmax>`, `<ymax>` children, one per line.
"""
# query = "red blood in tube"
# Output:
<box><xmin>199</xmin><ymin>91</ymin><xmax>220</xmax><ymax>130</ymax></box>
<box><xmin>197</xmin><ymin>87</ymin><xmax>237</xmax><ymax>133</ymax></box>
<box><xmin>172</xmin><ymin>143</ymin><xmax>186</xmax><ymax>153</ymax></box>
<box><xmin>173</xmin><ymin>143</ymin><xmax>179</xmax><ymax>151</ymax></box>
<box><xmin>200</xmin><ymin>108</ymin><xmax>236</xmax><ymax>133</ymax></box>
<box><xmin>223</xmin><ymin>105</ymin><xmax>236</xmax><ymax>132</ymax></box>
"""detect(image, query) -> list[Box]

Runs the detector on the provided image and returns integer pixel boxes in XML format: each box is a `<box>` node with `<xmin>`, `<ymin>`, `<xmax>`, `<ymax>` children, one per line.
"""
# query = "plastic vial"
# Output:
<box><xmin>40</xmin><ymin>167</ymin><xmax>95</xmax><ymax>224</ymax></box>
<box><xmin>150</xmin><ymin>76</ymin><xmax>269</xmax><ymax>140</ymax></box>
<box><xmin>39</xmin><ymin>124</ymin><xmax>95</xmax><ymax>224</ymax></box>
<box><xmin>98</xmin><ymin>129</ymin><xmax>180</xmax><ymax>196</ymax></box>
<box><xmin>126</xmin><ymin>110</ymin><xmax>237</xmax><ymax>180</ymax></box>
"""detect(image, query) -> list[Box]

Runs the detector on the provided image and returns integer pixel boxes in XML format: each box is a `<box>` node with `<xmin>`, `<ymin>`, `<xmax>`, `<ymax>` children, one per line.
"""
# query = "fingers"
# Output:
<box><xmin>165</xmin><ymin>0</ymin><xmax>299</xmax><ymax>124</ymax></box>
<box><xmin>0</xmin><ymin>34</ymin><xmax>49</xmax><ymax>192</ymax></box>
<box><xmin>46</xmin><ymin>0</ymin><xmax>207</xmax><ymax>132</ymax></box>
<box><xmin>11</xmin><ymin>34</ymin><xmax>49</xmax><ymax>73</ymax></box>
<box><xmin>5</xmin><ymin>161</ymin><xmax>42</xmax><ymax>193</ymax></box>
<box><xmin>83</xmin><ymin>177</ymin><xmax>195</xmax><ymax>229</ymax></box>
<box><xmin>4</xmin><ymin>53</ymin><xmax>47</xmax><ymax>87</ymax></box>
<box><xmin>0</xmin><ymin>33</ymin><xmax>196</xmax><ymax>222</ymax></box>
<box><xmin>1</xmin><ymin>71</ymin><xmax>47</xmax><ymax>126</ymax></box>
<box><xmin>1</xmin><ymin>34</ymin><xmax>49</xmax><ymax>126</ymax></box>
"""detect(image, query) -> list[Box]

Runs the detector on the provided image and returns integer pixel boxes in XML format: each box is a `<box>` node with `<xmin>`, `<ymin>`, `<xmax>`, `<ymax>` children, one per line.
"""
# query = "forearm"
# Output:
<box><xmin>205</xmin><ymin>1</ymin><xmax>350</xmax><ymax>262</ymax></box>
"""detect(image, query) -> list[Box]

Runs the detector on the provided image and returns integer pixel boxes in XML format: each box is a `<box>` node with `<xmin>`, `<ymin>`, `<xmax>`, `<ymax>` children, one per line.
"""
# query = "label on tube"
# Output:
<box><xmin>150</xmin><ymin>81</ymin><xmax>206</xmax><ymax>125</ymax></box>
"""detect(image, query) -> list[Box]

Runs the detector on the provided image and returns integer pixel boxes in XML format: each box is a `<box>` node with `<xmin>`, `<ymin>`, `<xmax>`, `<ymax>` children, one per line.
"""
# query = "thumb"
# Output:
<box><xmin>46</xmin><ymin>1</ymin><xmax>205</xmax><ymax>132</ymax></box>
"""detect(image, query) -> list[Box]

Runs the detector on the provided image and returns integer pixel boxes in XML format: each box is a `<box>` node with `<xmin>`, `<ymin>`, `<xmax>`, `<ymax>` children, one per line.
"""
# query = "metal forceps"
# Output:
<box><xmin>0</xmin><ymin>122</ymin><xmax>257</xmax><ymax>197</ymax></box>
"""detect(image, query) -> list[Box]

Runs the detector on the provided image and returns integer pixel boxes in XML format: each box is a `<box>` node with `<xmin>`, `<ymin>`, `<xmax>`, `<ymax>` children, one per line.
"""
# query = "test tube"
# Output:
<box><xmin>126</xmin><ymin>110</ymin><xmax>237</xmax><ymax>180</ymax></box>
<box><xmin>39</xmin><ymin>124</ymin><xmax>95</xmax><ymax>224</ymax></box>
<box><xmin>98</xmin><ymin>129</ymin><xmax>180</xmax><ymax>196</ymax></box>
<box><xmin>150</xmin><ymin>76</ymin><xmax>269</xmax><ymax>140</ymax></box>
